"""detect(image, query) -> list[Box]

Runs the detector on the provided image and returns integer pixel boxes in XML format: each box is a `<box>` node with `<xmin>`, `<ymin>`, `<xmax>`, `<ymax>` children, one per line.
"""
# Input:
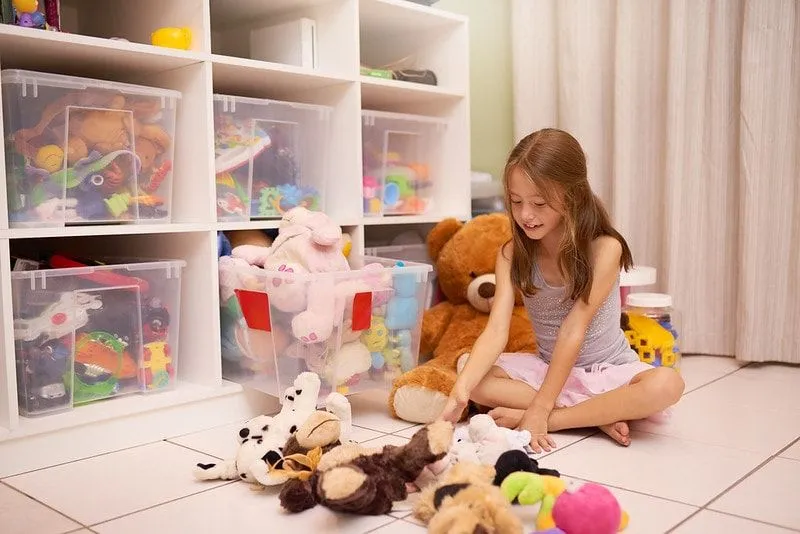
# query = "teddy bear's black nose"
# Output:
<box><xmin>478</xmin><ymin>282</ymin><xmax>495</xmax><ymax>298</ymax></box>
<box><xmin>239</xmin><ymin>427</ymin><xmax>250</xmax><ymax>439</ymax></box>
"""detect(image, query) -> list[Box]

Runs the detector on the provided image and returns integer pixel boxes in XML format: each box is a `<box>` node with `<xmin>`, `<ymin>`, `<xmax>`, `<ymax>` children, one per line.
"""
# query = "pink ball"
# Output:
<box><xmin>552</xmin><ymin>483</ymin><xmax>621</xmax><ymax>534</ymax></box>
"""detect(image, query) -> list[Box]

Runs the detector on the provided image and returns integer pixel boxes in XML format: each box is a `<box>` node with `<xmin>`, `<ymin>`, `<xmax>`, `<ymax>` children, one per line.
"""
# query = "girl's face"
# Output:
<box><xmin>508</xmin><ymin>167</ymin><xmax>564</xmax><ymax>241</ymax></box>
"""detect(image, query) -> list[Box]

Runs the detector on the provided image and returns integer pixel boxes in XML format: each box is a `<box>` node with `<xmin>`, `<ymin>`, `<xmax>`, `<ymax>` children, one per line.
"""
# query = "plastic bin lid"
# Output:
<box><xmin>1</xmin><ymin>69</ymin><xmax>182</xmax><ymax>100</ymax></box>
<box><xmin>626</xmin><ymin>292</ymin><xmax>672</xmax><ymax>308</ymax></box>
<box><xmin>620</xmin><ymin>266</ymin><xmax>657</xmax><ymax>287</ymax></box>
<box><xmin>213</xmin><ymin>93</ymin><xmax>333</xmax><ymax>113</ymax></box>
<box><xmin>362</xmin><ymin>108</ymin><xmax>448</xmax><ymax>125</ymax></box>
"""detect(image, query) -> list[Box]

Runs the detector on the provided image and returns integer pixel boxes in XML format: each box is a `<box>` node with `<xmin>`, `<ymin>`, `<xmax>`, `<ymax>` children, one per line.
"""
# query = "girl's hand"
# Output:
<box><xmin>439</xmin><ymin>381</ymin><xmax>470</xmax><ymax>423</ymax></box>
<box><xmin>518</xmin><ymin>404</ymin><xmax>557</xmax><ymax>453</ymax></box>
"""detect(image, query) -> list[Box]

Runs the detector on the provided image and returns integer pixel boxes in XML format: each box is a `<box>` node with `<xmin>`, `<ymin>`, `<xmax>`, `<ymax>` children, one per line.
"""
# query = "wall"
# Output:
<box><xmin>436</xmin><ymin>0</ymin><xmax>514</xmax><ymax>181</ymax></box>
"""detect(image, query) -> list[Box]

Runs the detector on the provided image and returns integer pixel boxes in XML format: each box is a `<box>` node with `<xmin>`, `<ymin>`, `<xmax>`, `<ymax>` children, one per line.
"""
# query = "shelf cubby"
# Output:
<box><xmin>0</xmin><ymin>0</ymin><xmax>470</xmax><ymax>474</ymax></box>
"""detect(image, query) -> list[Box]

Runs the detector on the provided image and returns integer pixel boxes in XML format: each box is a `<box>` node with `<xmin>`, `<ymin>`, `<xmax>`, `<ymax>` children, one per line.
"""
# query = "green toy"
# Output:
<box><xmin>50</xmin><ymin>149</ymin><xmax>140</xmax><ymax>189</ymax></box>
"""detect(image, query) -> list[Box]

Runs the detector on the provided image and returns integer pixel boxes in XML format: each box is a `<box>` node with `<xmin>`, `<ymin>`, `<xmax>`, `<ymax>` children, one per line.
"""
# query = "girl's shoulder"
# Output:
<box><xmin>591</xmin><ymin>235</ymin><xmax>623</xmax><ymax>262</ymax></box>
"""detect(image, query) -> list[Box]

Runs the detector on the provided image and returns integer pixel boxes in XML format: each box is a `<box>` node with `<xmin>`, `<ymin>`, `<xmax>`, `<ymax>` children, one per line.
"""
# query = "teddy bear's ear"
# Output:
<box><xmin>427</xmin><ymin>218</ymin><xmax>463</xmax><ymax>262</ymax></box>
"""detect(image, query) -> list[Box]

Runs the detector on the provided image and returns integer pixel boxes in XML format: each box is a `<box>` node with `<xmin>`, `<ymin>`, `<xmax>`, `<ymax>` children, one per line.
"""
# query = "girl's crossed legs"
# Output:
<box><xmin>467</xmin><ymin>356</ymin><xmax>684</xmax><ymax>446</ymax></box>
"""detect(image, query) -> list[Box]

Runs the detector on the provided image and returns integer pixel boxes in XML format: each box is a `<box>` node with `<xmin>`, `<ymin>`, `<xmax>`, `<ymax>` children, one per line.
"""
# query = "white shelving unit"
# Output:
<box><xmin>0</xmin><ymin>0</ymin><xmax>469</xmax><ymax>476</ymax></box>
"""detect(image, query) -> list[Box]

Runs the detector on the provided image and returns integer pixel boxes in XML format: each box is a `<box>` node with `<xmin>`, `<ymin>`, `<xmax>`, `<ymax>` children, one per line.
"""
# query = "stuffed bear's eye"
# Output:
<box><xmin>262</xmin><ymin>424</ymin><xmax>269</xmax><ymax>431</ymax></box>
<box><xmin>469</xmin><ymin>271</ymin><xmax>477</xmax><ymax>279</ymax></box>
<box><xmin>289</xmin><ymin>425</ymin><xmax>298</xmax><ymax>434</ymax></box>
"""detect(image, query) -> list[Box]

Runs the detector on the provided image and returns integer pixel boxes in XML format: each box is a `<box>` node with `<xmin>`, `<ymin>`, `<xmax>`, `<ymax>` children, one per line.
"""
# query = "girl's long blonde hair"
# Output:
<box><xmin>503</xmin><ymin>129</ymin><xmax>633</xmax><ymax>303</ymax></box>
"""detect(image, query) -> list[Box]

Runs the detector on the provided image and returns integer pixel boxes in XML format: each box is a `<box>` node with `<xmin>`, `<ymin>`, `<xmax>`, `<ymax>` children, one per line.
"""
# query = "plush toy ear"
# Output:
<box><xmin>427</xmin><ymin>218</ymin><xmax>463</xmax><ymax>263</ymax></box>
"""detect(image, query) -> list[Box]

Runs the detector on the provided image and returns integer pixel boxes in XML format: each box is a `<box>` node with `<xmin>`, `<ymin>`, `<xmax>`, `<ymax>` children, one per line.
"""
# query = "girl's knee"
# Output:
<box><xmin>645</xmin><ymin>367</ymin><xmax>685</xmax><ymax>405</ymax></box>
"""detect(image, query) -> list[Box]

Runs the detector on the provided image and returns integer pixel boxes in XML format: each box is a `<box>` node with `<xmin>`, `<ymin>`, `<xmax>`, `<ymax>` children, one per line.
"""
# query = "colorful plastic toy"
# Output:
<box><xmin>5</xmin><ymin>82</ymin><xmax>176</xmax><ymax>224</ymax></box>
<box><xmin>621</xmin><ymin>312</ymin><xmax>678</xmax><ymax>368</ymax></box>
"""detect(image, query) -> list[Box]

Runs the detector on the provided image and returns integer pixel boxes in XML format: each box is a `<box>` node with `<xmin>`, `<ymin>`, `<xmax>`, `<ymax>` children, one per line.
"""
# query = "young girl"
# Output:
<box><xmin>439</xmin><ymin>129</ymin><xmax>684</xmax><ymax>453</ymax></box>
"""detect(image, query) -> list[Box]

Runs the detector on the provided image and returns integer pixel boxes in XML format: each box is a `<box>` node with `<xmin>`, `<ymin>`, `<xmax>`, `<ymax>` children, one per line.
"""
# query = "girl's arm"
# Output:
<box><xmin>454</xmin><ymin>242</ymin><xmax>517</xmax><ymax>393</ymax></box>
<box><xmin>531</xmin><ymin>236</ymin><xmax>624</xmax><ymax>412</ymax></box>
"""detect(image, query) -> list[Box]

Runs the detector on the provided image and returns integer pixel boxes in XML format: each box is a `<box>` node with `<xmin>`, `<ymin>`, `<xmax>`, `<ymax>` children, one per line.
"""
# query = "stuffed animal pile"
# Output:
<box><xmin>192</xmin><ymin>376</ymin><xmax>627</xmax><ymax>534</ymax></box>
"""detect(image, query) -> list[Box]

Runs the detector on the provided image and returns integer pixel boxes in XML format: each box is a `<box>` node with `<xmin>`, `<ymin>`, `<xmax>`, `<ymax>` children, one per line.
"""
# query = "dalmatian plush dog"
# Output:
<box><xmin>193</xmin><ymin>372</ymin><xmax>352</xmax><ymax>486</ymax></box>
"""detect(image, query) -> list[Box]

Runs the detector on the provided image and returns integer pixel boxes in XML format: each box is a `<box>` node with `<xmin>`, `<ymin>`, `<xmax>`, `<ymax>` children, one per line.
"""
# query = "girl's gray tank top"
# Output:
<box><xmin>523</xmin><ymin>263</ymin><xmax>639</xmax><ymax>369</ymax></box>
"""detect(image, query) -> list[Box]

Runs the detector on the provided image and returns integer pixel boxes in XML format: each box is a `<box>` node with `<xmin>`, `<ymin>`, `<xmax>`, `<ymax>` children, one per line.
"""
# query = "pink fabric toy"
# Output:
<box><xmin>229</xmin><ymin>207</ymin><xmax>350</xmax><ymax>343</ymax></box>
<box><xmin>552</xmin><ymin>483</ymin><xmax>624</xmax><ymax>534</ymax></box>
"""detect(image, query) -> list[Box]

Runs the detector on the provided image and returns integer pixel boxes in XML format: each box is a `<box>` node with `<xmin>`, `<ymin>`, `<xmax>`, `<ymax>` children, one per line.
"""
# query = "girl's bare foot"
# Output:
<box><xmin>599</xmin><ymin>421</ymin><xmax>631</xmax><ymax>446</ymax></box>
<box><xmin>488</xmin><ymin>407</ymin><xmax>524</xmax><ymax>429</ymax></box>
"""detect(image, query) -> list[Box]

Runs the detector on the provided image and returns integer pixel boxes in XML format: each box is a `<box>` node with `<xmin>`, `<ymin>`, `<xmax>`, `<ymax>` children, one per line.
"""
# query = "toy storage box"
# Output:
<box><xmin>218</xmin><ymin>255</ymin><xmax>432</xmax><ymax>399</ymax></box>
<box><xmin>214</xmin><ymin>94</ymin><xmax>332</xmax><ymax>222</ymax></box>
<box><xmin>364</xmin><ymin>243</ymin><xmax>439</xmax><ymax>309</ymax></box>
<box><xmin>1</xmin><ymin>70</ymin><xmax>180</xmax><ymax>228</ymax></box>
<box><xmin>11</xmin><ymin>259</ymin><xmax>185</xmax><ymax>416</ymax></box>
<box><xmin>362</xmin><ymin>110</ymin><xmax>446</xmax><ymax>217</ymax></box>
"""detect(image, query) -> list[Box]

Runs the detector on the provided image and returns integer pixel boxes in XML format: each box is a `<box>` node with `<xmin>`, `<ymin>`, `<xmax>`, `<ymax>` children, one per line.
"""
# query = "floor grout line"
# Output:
<box><xmin>679</xmin><ymin>361</ymin><xmax>752</xmax><ymax>396</ymax></box>
<box><xmin>698</xmin><ymin>435</ymin><xmax>800</xmax><ymax>516</ymax></box>
<box><xmin>1</xmin><ymin>439</ymin><xmax>165</xmax><ymax>480</ymax></box>
<box><xmin>1</xmin><ymin>480</ymin><xmax>93</xmax><ymax>530</ymax></box>
<box><xmin>165</xmin><ymin>439</ymin><xmax>227</xmax><ymax>461</ymax></box>
<box><xmin>689</xmin><ymin>509</ymin><xmax>800</xmax><ymax>533</ymax></box>
<box><xmin>88</xmin><ymin>480</ymin><xmax>239</xmax><ymax>529</ymax></box>
<box><xmin>563</xmin><ymin>473</ymin><xmax>702</xmax><ymax>508</ymax></box>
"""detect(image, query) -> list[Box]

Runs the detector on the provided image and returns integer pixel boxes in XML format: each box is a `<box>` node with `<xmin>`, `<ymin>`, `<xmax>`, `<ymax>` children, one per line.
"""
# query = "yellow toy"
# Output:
<box><xmin>34</xmin><ymin>144</ymin><xmax>64</xmax><ymax>173</ymax></box>
<box><xmin>13</xmin><ymin>0</ymin><xmax>38</xmax><ymax>12</ymax></box>
<box><xmin>621</xmin><ymin>312</ymin><xmax>677</xmax><ymax>367</ymax></box>
<box><xmin>141</xmin><ymin>341</ymin><xmax>173</xmax><ymax>390</ymax></box>
<box><xmin>361</xmin><ymin>316</ymin><xmax>388</xmax><ymax>353</ymax></box>
<box><xmin>151</xmin><ymin>27</ymin><xmax>192</xmax><ymax>50</ymax></box>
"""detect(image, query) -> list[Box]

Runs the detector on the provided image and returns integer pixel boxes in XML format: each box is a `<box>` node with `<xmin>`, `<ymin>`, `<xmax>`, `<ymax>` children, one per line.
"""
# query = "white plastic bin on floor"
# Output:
<box><xmin>12</xmin><ymin>258</ymin><xmax>185</xmax><ymax>416</ymax></box>
<box><xmin>2</xmin><ymin>70</ymin><xmax>180</xmax><ymax>227</ymax></box>
<box><xmin>214</xmin><ymin>94</ymin><xmax>332</xmax><ymax>221</ymax></box>
<box><xmin>218</xmin><ymin>255</ymin><xmax>431</xmax><ymax>400</ymax></box>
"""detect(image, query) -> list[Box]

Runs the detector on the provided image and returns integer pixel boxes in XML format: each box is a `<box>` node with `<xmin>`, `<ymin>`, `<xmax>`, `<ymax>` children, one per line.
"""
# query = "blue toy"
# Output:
<box><xmin>217</xmin><ymin>232</ymin><xmax>232</xmax><ymax>257</ymax></box>
<box><xmin>385</xmin><ymin>263</ymin><xmax>420</xmax><ymax>331</ymax></box>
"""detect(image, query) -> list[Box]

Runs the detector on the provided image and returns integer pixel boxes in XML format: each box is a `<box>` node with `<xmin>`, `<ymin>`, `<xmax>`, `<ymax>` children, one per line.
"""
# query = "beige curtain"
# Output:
<box><xmin>511</xmin><ymin>0</ymin><xmax>799</xmax><ymax>363</ymax></box>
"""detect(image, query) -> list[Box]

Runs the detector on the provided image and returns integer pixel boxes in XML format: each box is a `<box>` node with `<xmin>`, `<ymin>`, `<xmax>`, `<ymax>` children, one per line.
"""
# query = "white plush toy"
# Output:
<box><xmin>193</xmin><ymin>372</ymin><xmax>352</xmax><ymax>486</ymax></box>
<box><xmin>412</xmin><ymin>414</ymin><xmax>531</xmax><ymax>491</ymax></box>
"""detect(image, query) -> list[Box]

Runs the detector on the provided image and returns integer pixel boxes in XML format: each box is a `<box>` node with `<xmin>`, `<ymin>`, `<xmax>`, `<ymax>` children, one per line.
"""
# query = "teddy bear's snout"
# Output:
<box><xmin>467</xmin><ymin>274</ymin><xmax>497</xmax><ymax>314</ymax></box>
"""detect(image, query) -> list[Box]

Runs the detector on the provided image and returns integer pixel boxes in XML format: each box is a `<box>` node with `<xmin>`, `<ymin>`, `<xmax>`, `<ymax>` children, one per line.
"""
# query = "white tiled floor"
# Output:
<box><xmin>2</xmin><ymin>355</ymin><xmax>800</xmax><ymax>533</ymax></box>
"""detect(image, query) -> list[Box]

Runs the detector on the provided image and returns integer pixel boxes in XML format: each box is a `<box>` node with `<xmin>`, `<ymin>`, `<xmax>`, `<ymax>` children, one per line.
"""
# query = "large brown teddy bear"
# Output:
<box><xmin>389</xmin><ymin>213</ymin><xmax>537</xmax><ymax>424</ymax></box>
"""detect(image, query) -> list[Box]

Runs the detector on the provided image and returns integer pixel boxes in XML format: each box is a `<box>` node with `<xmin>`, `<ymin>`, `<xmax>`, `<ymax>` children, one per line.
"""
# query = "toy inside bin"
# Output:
<box><xmin>362</xmin><ymin>110</ymin><xmax>445</xmax><ymax>216</ymax></box>
<box><xmin>218</xmin><ymin>255</ymin><xmax>432</xmax><ymax>401</ymax></box>
<box><xmin>1</xmin><ymin>70</ymin><xmax>180</xmax><ymax>227</ymax></box>
<box><xmin>214</xmin><ymin>94</ymin><xmax>331</xmax><ymax>221</ymax></box>
<box><xmin>11</xmin><ymin>258</ymin><xmax>185</xmax><ymax>416</ymax></box>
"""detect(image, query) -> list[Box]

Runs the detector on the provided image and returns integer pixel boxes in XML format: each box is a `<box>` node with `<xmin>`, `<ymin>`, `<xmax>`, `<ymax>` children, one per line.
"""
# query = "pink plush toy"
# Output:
<box><xmin>230</xmin><ymin>207</ymin><xmax>351</xmax><ymax>343</ymax></box>
<box><xmin>552</xmin><ymin>483</ymin><xmax>627</xmax><ymax>534</ymax></box>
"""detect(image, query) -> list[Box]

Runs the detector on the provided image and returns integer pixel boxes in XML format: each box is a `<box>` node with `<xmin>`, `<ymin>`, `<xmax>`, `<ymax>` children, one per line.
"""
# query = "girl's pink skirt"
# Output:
<box><xmin>494</xmin><ymin>353</ymin><xmax>671</xmax><ymax>421</ymax></box>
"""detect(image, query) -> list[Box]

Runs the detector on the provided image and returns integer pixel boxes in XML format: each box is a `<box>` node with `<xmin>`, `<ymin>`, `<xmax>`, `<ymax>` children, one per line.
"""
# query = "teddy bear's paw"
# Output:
<box><xmin>319</xmin><ymin>466</ymin><xmax>369</xmax><ymax>501</ymax></box>
<box><xmin>393</xmin><ymin>384</ymin><xmax>449</xmax><ymax>424</ymax></box>
<box><xmin>193</xmin><ymin>460</ymin><xmax>237</xmax><ymax>481</ymax></box>
<box><xmin>426</xmin><ymin>420</ymin><xmax>456</xmax><ymax>456</ymax></box>
<box><xmin>324</xmin><ymin>392</ymin><xmax>353</xmax><ymax>436</ymax></box>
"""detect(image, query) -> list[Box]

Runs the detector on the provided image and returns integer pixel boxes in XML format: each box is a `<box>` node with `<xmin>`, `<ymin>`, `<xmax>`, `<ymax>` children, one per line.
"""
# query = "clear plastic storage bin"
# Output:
<box><xmin>2</xmin><ymin>70</ymin><xmax>180</xmax><ymax>227</ymax></box>
<box><xmin>12</xmin><ymin>258</ymin><xmax>185</xmax><ymax>416</ymax></box>
<box><xmin>214</xmin><ymin>94</ymin><xmax>331</xmax><ymax>221</ymax></box>
<box><xmin>218</xmin><ymin>255</ymin><xmax>431</xmax><ymax>399</ymax></box>
<box><xmin>622</xmin><ymin>292</ymin><xmax>681</xmax><ymax>370</ymax></box>
<box><xmin>362</xmin><ymin>110</ymin><xmax>445</xmax><ymax>216</ymax></box>
<box><xmin>364</xmin><ymin>243</ymin><xmax>439</xmax><ymax>309</ymax></box>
